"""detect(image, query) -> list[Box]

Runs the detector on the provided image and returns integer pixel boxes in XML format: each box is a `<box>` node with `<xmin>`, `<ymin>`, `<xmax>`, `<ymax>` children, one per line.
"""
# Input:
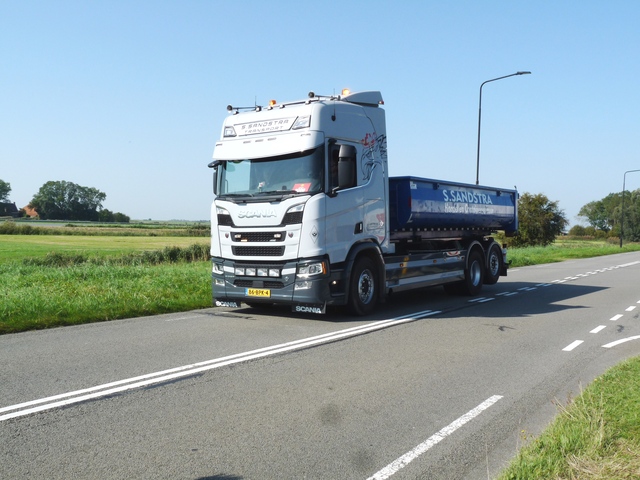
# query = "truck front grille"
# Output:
<box><xmin>232</xmin><ymin>246</ymin><xmax>285</xmax><ymax>256</ymax></box>
<box><xmin>234</xmin><ymin>280</ymin><xmax>285</xmax><ymax>289</ymax></box>
<box><xmin>231</xmin><ymin>231</ymin><xmax>285</xmax><ymax>242</ymax></box>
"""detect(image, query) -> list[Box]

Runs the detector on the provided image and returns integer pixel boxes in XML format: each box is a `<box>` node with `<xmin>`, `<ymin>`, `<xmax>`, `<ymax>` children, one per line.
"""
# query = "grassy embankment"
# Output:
<box><xmin>497</xmin><ymin>357</ymin><xmax>640</xmax><ymax>480</ymax></box>
<box><xmin>0</xmin><ymin>221</ymin><xmax>211</xmax><ymax>334</ymax></box>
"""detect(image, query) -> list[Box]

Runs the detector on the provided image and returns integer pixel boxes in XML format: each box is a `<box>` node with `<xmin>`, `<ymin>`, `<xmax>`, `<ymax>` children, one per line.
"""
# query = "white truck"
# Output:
<box><xmin>209</xmin><ymin>90</ymin><xmax>518</xmax><ymax>315</ymax></box>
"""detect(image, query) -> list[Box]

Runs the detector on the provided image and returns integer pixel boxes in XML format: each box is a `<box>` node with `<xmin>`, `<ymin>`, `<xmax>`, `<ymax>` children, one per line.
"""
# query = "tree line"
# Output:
<box><xmin>3</xmin><ymin>178</ymin><xmax>640</xmax><ymax>245</ymax></box>
<box><xmin>575</xmin><ymin>189</ymin><xmax>640</xmax><ymax>242</ymax></box>
<box><xmin>0</xmin><ymin>179</ymin><xmax>130</xmax><ymax>223</ymax></box>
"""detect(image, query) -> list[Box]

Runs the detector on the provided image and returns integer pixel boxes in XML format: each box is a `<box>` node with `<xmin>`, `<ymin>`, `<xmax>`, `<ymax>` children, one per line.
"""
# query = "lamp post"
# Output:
<box><xmin>476</xmin><ymin>71</ymin><xmax>531</xmax><ymax>185</ymax></box>
<box><xmin>620</xmin><ymin>169</ymin><xmax>640</xmax><ymax>247</ymax></box>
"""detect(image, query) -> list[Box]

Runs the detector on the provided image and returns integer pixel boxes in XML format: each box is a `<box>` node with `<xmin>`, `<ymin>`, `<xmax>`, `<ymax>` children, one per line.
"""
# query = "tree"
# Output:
<box><xmin>577</xmin><ymin>192</ymin><xmax>622</xmax><ymax>233</ymax></box>
<box><xmin>621</xmin><ymin>188</ymin><xmax>640</xmax><ymax>242</ymax></box>
<box><xmin>29</xmin><ymin>181</ymin><xmax>106</xmax><ymax>221</ymax></box>
<box><xmin>0</xmin><ymin>179</ymin><xmax>11</xmax><ymax>202</ymax></box>
<box><xmin>577</xmin><ymin>189</ymin><xmax>640</xmax><ymax>241</ymax></box>
<box><xmin>98</xmin><ymin>209</ymin><xmax>130</xmax><ymax>223</ymax></box>
<box><xmin>512</xmin><ymin>192</ymin><xmax>568</xmax><ymax>247</ymax></box>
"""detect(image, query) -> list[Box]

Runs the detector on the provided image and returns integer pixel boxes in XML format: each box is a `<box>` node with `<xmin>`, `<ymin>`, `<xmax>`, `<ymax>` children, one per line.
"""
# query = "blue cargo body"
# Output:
<box><xmin>389</xmin><ymin>176</ymin><xmax>518</xmax><ymax>234</ymax></box>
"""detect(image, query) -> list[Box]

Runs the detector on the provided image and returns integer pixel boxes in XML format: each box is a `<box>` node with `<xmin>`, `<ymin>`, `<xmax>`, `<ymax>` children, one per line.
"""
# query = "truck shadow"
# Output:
<box><xmin>379</xmin><ymin>281</ymin><xmax>606</xmax><ymax>320</ymax></box>
<box><xmin>226</xmin><ymin>281</ymin><xmax>605</xmax><ymax>323</ymax></box>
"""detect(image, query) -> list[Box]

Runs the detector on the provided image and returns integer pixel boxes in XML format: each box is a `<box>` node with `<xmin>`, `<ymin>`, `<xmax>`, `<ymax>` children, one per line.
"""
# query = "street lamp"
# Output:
<box><xmin>476</xmin><ymin>71</ymin><xmax>531</xmax><ymax>185</ymax></box>
<box><xmin>620</xmin><ymin>169</ymin><xmax>640</xmax><ymax>247</ymax></box>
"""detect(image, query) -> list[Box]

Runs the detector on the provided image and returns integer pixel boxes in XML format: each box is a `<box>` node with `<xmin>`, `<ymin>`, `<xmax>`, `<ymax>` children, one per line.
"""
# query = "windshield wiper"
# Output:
<box><xmin>218</xmin><ymin>193</ymin><xmax>254</xmax><ymax>198</ymax></box>
<box><xmin>257</xmin><ymin>189</ymin><xmax>298</xmax><ymax>195</ymax></box>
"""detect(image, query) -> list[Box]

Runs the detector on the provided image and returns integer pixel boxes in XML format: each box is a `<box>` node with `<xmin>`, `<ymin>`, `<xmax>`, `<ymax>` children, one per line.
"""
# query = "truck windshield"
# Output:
<box><xmin>216</xmin><ymin>147</ymin><xmax>324</xmax><ymax>198</ymax></box>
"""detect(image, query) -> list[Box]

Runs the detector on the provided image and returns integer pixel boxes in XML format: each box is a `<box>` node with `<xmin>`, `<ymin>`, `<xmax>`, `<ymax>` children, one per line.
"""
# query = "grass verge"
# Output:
<box><xmin>507</xmin><ymin>237</ymin><xmax>640</xmax><ymax>267</ymax></box>
<box><xmin>497</xmin><ymin>356</ymin><xmax>640</xmax><ymax>480</ymax></box>
<box><xmin>0</xmin><ymin>249</ymin><xmax>211</xmax><ymax>334</ymax></box>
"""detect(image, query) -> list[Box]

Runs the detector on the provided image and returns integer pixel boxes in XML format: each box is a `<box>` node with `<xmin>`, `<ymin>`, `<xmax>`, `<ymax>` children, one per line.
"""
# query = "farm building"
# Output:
<box><xmin>0</xmin><ymin>202</ymin><xmax>19</xmax><ymax>218</ymax></box>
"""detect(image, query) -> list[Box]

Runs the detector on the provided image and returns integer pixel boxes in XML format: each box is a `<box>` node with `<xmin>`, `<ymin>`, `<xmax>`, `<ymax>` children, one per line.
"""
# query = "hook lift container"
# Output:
<box><xmin>209</xmin><ymin>90</ymin><xmax>517</xmax><ymax>315</ymax></box>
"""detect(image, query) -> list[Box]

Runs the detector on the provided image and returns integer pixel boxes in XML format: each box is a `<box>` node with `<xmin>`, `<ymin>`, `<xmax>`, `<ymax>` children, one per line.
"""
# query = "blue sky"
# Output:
<box><xmin>2</xmin><ymin>1</ymin><xmax>639</xmax><ymax>225</ymax></box>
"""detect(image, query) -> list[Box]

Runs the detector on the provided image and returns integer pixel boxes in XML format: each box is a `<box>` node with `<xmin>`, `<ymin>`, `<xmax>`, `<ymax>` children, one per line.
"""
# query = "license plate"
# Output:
<box><xmin>246</xmin><ymin>288</ymin><xmax>271</xmax><ymax>298</ymax></box>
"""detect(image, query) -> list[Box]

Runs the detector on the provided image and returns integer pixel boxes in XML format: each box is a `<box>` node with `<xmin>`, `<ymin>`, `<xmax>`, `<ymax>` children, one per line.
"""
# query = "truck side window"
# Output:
<box><xmin>328</xmin><ymin>142</ymin><xmax>357</xmax><ymax>192</ymax></box>
<box><xmin>329</xmin><ymin>148</ymin><xmax>340</xmax><ymax>191</ymax></box>
<box><xmin>338</xmin><ymin>144</ymin><xmax>357</xmax><ymax>189</ymax></box>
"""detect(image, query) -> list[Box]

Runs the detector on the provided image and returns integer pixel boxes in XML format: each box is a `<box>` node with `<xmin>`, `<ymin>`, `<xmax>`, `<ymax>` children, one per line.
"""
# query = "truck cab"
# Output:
<box><xmin>210</xmin><ymin>91</ymin><xmax>389</xmax><ymax>314</ymax></box>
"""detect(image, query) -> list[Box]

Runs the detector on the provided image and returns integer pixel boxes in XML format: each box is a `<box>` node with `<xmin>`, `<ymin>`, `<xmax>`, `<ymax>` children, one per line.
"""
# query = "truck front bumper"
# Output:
<box><xmin>211</xmin><ymin>257</ymin><xmax>335</xmax><ymax>314</ymax></box>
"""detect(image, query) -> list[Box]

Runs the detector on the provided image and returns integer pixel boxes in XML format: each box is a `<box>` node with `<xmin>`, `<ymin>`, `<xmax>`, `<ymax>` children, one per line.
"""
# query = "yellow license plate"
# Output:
<box><xmin>246</xmin><ymin>288</ymin><xmax>271</xmax><ymax>298</ymax></box>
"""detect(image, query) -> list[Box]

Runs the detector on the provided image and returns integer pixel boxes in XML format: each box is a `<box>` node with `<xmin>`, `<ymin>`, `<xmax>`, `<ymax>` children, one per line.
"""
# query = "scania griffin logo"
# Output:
<box><xmin>237</xmin><ymin>209</ymin><xmax>277</xmax><ymax>218</ymax></box>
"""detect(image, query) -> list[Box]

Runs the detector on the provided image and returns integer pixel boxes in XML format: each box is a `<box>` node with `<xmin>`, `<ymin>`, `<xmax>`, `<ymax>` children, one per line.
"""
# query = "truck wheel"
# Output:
<box><xmin>348</xmin><ymin>257</ymin><xmax>378</xmax><ymax>316</ymax></box>
<box><xmin>484</xmin><ymin>243</ymin><xmax>502</xmax><ymax>285</ymax></box>
<box><xmin>462</xmin><ymin>251</ymin><xmax>484</xmax><ymax>296</ymax></box>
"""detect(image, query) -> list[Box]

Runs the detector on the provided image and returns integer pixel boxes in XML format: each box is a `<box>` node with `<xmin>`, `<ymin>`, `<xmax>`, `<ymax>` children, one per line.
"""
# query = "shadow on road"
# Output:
<box><xmin>203</xmin><ymin>280</ymin><xmax>606</xmax><ymax>323</ymax></box>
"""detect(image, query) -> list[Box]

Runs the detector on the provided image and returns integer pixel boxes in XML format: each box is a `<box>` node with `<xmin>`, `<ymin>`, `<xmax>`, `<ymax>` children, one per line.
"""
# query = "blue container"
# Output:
<box><xmin>389</xmin><ymin>176</ymin><xmax>518</xmax><ymax>233</ymax></box>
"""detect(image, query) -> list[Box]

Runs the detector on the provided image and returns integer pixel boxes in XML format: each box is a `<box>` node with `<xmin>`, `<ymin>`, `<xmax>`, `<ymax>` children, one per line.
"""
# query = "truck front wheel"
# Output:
<box><xmin>462</xmin><ymin>251</ymin><xmax>484</xmax><ymax>296</ymax></box>
<box><xmin>348</xmin><ymin>257</ymin><xmax>378</xmax><ymax>316</ymax></box>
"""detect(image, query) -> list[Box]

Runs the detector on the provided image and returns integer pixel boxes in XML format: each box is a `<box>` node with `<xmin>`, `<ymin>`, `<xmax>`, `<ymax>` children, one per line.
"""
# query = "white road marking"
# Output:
<box><xmin>367</xmin><ymin>395</ymin><xmax>503</xmax><ymax>480</ymax></box>
<box><xmin>1</xmin><ymin>310</ymin><xmax>442</xmax><ymax>422</ymax></box>
<box><xmin>590</xmin><ymin>325</ymin><xmax>606</xmax><ymax>334</ymax></box>
<box><xmin>562</xmin><ymin>340</ymin><xmax>584</xmax><ymax>352</ymax></box>
<box><xmin>602</xmin><ymin>335</ymin><xmax>640</xmax><ymax>348</ymax></box>
<box><xmin>610</xmin><ymin>314</ymin><xmax>623</xmax><ymax>321</ymax></box>
<box><xmin>620</xmin><ymin>261</ymin><xmax>640</xmax><ymax>268</ymax></box>
<box><xmin>626</xmin><ymin>306</ymin><xmax>636</xmax><ymax>312</ymax></box>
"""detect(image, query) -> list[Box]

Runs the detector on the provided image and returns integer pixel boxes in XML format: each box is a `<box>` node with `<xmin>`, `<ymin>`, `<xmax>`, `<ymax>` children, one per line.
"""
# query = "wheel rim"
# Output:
<box><xmin>489</xmin><ymin>252</ymin><xmax>500</xmax><ymax>277</ymax></box>
<box><xmin>470</xmin><ymin>260</ymin><xmax>482</xmax><ymax>287</ymax></box>
<box><xmin>357</xmin><ymin>269</ymin><xmax>374</xmax><ymax>304</ymax></box>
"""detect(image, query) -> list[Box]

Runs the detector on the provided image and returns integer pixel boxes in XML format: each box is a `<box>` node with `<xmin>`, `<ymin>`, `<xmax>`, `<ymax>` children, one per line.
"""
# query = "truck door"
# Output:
<box><xmin>324</xmin><ymin>141</ymin><xmax>364</xmax><ymax>264</ymax></box>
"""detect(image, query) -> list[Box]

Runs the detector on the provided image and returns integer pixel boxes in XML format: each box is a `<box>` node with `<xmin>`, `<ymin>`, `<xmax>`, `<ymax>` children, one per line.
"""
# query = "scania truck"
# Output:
<box><xmin>209</xmin><ymin>90</ymin><xmax>518</xmax><ymax>315</ymax></box>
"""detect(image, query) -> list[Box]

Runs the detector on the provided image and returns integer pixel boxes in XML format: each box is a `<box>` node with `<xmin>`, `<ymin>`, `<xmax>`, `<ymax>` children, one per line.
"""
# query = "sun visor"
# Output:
<box><xmin>213</xmin><ymin>132</ymin><xmax>324</xmax><ymax>161</ymax></box>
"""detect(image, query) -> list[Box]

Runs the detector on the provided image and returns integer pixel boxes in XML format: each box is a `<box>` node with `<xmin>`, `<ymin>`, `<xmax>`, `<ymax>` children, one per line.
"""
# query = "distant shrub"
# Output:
<box><xmin>569</xmin><ymin>225</ymin><xmax>586</xmax><ymax>236</ymax></box>
<box><xmin>22</xmin><ymin>244</ymin><xmax>211</xmax><ymax>267</ymax></box>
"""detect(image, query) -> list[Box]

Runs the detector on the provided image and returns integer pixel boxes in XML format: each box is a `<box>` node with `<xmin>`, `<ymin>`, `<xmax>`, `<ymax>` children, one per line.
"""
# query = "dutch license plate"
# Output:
<box><xmin>246</xmin><ymin>288</ymin><xmax>271</xmax><ymax>298</ymax></box>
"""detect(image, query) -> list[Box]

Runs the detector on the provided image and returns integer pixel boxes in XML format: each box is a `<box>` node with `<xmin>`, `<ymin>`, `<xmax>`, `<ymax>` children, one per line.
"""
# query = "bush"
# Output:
<box><xmin>21</xmin><ymin>244</ymin><xmax>210</xmax><ymax>267</ymax></box>
<box><xmin>569</xmin><ymin>225</ymin><xmax>586</xmax><ymax>236</ymax></box>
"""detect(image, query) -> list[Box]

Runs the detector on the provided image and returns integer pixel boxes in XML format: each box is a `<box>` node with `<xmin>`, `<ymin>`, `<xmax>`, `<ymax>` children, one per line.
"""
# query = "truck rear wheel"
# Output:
<box><xmin>484</xmin><ymin>243</ymin><xmax>502</xmax><ymax>285</ymax></box>
<box><xmin>462</xmin><ymin>250</ymin><xmax>484</xmax><ymax>296</ymax></box>
<box><xmin>348</xmin><ymin>256</ymin><xmax>378</xmax><ymax>316</ymax></box>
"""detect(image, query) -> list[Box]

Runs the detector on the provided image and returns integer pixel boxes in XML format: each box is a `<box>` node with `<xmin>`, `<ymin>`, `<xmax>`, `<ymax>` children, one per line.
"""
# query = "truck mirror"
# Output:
<box><xmin>209</xmin><ymin>160</ymin><xmax>221</xmax><ymax>195</ymax></box>
<box><xmin>338</xmin><ymin>145</ymin><xmax>357</xmax><ymax>189</ymax></box>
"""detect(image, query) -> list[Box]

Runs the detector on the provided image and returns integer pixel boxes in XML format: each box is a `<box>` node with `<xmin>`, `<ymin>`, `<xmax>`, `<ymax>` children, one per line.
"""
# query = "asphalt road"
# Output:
<box><xmin>1</xmin><ymin>252</ymin><xmax>639</xmax><ymax>479</ymax></box>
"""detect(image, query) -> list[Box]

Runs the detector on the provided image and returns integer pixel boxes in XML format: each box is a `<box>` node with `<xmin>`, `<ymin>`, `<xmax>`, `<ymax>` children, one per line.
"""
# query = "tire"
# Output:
<box><xmin>347</xmin><ymin>256</ymin><xmax>378</xmax><ymax>316</ymax></box>
<box><xmin>484</xmin><ymin>243</ymin><xmax>502</xmax><ymax>285</ymax></box>
<box><xmin>462</xmin><ymin>250</ymin><xmax>484</xmax><ymax>296</ymax></box>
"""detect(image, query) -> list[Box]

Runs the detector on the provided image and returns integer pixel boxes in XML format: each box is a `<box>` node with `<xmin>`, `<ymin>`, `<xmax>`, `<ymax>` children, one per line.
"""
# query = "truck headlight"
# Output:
<box><xmin>212</xmin><ymin>263</ymin><xmax>224</xmax><ymax>275</ymax></box>
<box><xmin>297</xmin><ymin>261</ymin><xmax>326</xmax><ymax>277</ymax></box>
<box><xmin>216</xmin><ymin>207</ymin><xmax>233</xmax><ymax>226</ymax></box>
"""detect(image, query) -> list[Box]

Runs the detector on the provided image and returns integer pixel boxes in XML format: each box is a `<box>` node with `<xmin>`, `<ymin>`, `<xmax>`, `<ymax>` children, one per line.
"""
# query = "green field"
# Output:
<box><xmin>0</xmin><ymin>234</ymin><xmax>209</xmax><ymax>263</ymax></box>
